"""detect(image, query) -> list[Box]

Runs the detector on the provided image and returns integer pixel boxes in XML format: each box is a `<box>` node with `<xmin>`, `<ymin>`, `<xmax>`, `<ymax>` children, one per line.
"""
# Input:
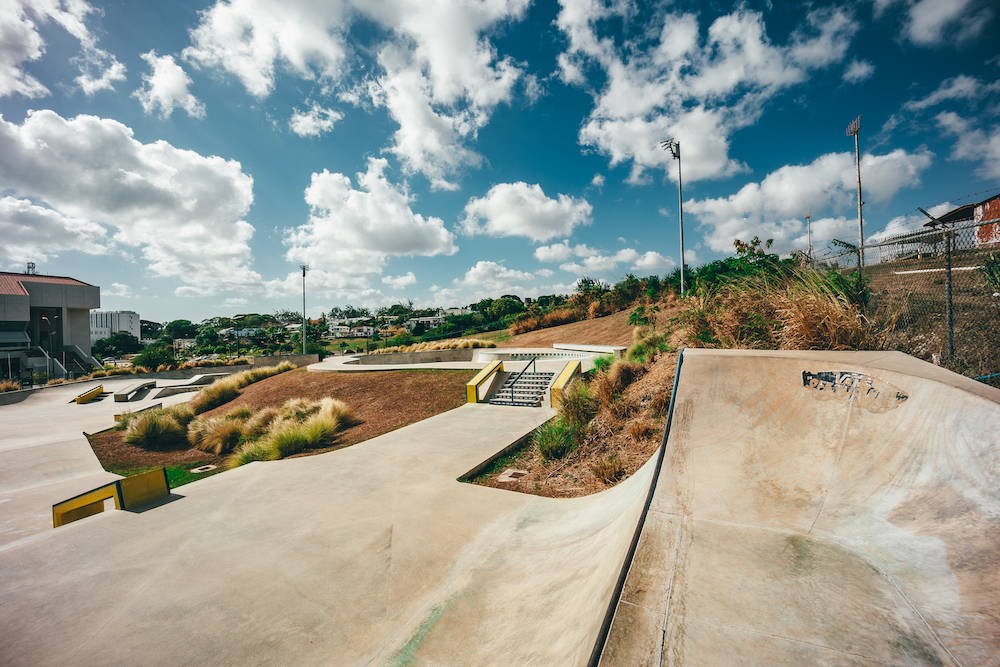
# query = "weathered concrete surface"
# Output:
<box><xmin>0</xmin><ymin>402</ymin><xmax>662</xmax><ymax>666</ymax></box>
<box><xmin>0</xmin><ymin>378</ymin><xmax>196</xmax><ymax>548</ymax></box>
<box><xmin>603</xmin><ymin>349</ymin><xmax>1000</xmax><ymax>666</ymax></box>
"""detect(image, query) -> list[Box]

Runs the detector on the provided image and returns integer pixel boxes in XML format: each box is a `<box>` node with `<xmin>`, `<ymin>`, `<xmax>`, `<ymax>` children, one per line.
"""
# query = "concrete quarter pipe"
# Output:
<box><xmin>602</xmin><ymin>349</ymin><xmax>1000</xmax><ymax>666</ymax></box>
<box><xmin>0</xmin><ymin>350</ymin><xmax>997</xmax><ymax>665</ymax></box>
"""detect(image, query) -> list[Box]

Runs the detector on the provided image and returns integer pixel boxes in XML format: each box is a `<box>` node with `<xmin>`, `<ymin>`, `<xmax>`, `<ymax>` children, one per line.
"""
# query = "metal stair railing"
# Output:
<box><xmin>498</xmin><ymin>357</ymin><xmax>538</xmax><ymax>403</ymax></box>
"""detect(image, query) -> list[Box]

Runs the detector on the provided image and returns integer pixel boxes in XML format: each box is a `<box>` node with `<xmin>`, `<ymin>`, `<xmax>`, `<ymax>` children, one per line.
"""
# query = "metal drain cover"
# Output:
<box><xmin>497</xmin><ymin>468</ymin><xmax>528</xmax><ymax>482</ymax></box>
<box><xmin>190</xmin><ymin>465</ymin><xmax>218</xmax><ymax>474</ymax></box>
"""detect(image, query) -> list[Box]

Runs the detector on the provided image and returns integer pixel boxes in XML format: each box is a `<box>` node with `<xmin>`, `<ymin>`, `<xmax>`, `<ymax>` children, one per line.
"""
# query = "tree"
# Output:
<box><xmin>487</xmin><ymin>297</ymin><xmax>524</xmax><ymax>322</ymax></box>
<box><xmin>132</xmin><ymin>344</ymin><xmax>177</xmax><ymax>370</ymax></box>
<box><xmin>164</xmin><ymin>319</ymin><xmax>198</xmax><ymax>339</ymax></box>
<box><xmin>92</xmin><ymin>331</ymin><xmax>143</xmax><ymax>358</ymax></box>
<box><xmin>274</xmin><ymin>309</ymin><xmax>301</xmax><ymax>325</ymax></box>
<box><xmin>196</xmin><ymin>327</ymin><xmax>219</xmax><ymax>349</ymax></box>
<box><xmin>140</xmin><ymin>320</ymin><xmax>162</xmax><ymax>338</ymax></box>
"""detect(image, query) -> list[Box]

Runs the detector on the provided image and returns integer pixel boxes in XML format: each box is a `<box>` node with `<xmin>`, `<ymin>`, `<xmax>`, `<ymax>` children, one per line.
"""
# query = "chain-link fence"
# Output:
<box><xmin>812</xmin><ymin>219</ymin><xmax>1000</xmax><ymax>387</ymax></box>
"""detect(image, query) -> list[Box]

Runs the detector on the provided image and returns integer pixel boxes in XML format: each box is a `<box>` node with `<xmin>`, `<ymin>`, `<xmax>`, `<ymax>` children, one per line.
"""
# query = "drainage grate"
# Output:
<box><xmin>190</xmin><ymin>465</ymin><xmax>218</xmax><ymax>474</ymax></box>
<box><xmin>497</xmin><ymin>468</ymin><xmax>529</xmax><ymax>482</ymax></box>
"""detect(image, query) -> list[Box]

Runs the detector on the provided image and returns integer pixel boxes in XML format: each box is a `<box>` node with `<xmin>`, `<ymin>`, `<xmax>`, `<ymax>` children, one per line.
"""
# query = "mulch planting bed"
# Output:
<box><xmin>88</xmin><ymin>367</ymin><xmax>477</xmax><ymax>476</ymax></box>
<box><xmin>469</xmin><ymin>352</ymin><xmax>677</xmax><ymax>498</ymax></box>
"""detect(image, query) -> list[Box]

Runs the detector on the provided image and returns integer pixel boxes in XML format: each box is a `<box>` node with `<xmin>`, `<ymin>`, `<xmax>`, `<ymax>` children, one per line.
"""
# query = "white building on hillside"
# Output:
<box><xmin>90</xmin><ymin>310</ymin><xmax>141</xmax><ymax>342</ymax></box>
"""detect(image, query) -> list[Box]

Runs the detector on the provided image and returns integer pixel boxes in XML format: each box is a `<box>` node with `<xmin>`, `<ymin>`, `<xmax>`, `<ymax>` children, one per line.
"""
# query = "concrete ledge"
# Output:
<box><xmin>553</xmin><ymin>343</ymin><xmax>627</xmax><ymax>358</ymax></box>
<box><xmin>353</xmin><ymin>349</ymin><xmax>475</xmax><ymax>365</ymax></box>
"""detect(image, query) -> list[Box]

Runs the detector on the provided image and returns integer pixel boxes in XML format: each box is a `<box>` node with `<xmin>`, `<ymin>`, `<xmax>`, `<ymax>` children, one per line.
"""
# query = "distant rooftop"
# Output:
<box><xmin>0</xmin><ymin>271</ymin><xmax>95</xmax><ymax>297</ymax></box>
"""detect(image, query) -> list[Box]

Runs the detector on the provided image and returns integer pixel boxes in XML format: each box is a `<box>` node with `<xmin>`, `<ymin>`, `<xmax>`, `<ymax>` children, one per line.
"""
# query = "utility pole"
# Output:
<box><xmin>660</xmin><ymin>138</ymin><xmax>685</xmax><ymax>295</ymax></box>
<box><xmin>300</xmin><ymin>265</ymin><xmax>309</xmax><ymax>355</ymax></box>
<box><xmin>846</xmin><ymin>115</ymin><xmax>864</xmax><ymax>267</ymax></box>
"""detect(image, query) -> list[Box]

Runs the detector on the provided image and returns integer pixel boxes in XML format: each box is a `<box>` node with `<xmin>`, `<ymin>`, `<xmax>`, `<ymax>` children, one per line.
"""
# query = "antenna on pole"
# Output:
<box><xmin>846</xmin><ymin>115</ymin><xmax>864</xmax><ymax>267</ymax></box>
<box><xmin>805</xmin><ymin>209</ymin><xmax>812</xmax><ymax>261</ymax></box>
<box><xmin>660</xmin><ymin>138</ymin><xmax>685</xmax><ymax>295</ymax></box>
<box><xmin>300</xmin><ymin>264</ymin><xmax>309</xmax><ymax>355</ymax></box>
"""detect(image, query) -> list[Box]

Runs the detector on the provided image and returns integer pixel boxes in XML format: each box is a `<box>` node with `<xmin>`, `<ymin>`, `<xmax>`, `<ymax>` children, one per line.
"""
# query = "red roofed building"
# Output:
<box><xmin>0</xmin><ymin>266</ymin><xmax>101</xmax><ymax>379</ymax></box>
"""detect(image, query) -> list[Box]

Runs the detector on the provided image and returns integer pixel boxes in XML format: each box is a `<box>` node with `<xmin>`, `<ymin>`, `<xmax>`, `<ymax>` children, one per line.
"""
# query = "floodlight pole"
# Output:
<box><xmin>300</xmin><ymin>265</ymin><xmax>309</xmax><ymax>355</ymax></box>
<box><xmin>660</xmin><ymin>138</ymin><xmax>686</xmax><ymax>295</ymax></box>
<box><xmin>847</xmin><ymin>115</ymin><xmax>864</xmax><ymax>267</ymax></box>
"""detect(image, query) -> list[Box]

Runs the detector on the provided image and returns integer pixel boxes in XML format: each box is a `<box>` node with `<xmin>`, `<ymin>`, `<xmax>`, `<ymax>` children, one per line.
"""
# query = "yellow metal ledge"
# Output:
<box><xmin>550</xmin><ymin>360</ymin><xmax>581</xmax><ymax>408</ymax></box>
<box><xmin>75</xmin><ymin>384</ymin><xmax>103</xmax><ymax>404</ymax></box>
<box><xmin>467</xmin><ymin>360</ymin><xmax>503</xmax><ymax>403</ymax></box>
<box><xmin>52</xmin><ymin>468</ymin><xmax>171</xmax><ymax>528</ymax></box>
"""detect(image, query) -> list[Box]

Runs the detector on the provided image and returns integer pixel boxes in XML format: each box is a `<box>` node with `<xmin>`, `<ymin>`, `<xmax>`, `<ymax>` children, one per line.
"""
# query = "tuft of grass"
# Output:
<box><xmin>123</xmin><ymin>412</ymin><xmax>187</xmax><ymax>450</ymax></box>
<box><xmin>0</xmin><ymin>379</ymin><xmax>21</xmax><ymax>393</ymax></box>
<box><xmin>591</xmin><ymin>360</ymin><xmax>646</xmax><ymax>409</ymax></box>
<box><xmin>191</xmin><ymin>418</ymin><xmax>245</xmax><ymax>455</ymax></box>
<box><xmin>228</xmin><ymin>440</ymin><xmax>276</xmax><ymax>468</ymax></box>
<box><xmin>223</xmin><ymin>396</ymin><xmax>360</xmax><ymax>467</ymax></box>
<box><xmin>371</xmin><ymin>339</ymin><xmax>496</xmax><ymax>355</ymax></box>
<box><xmin>535</xmin><ymin>418</ymin><xmax>585</xmax><ymax>461</ymax></box>
<box><xmin>187</xmin><ymin>364</ymin><xmax>295</xmax><ymax>414</ymax></box>
<box><xmin>628</xmin><ymin>421</ymin><xmax>657</xmax><ymax>441</ymax></box>
<box><xmin>558</xmin><ymin>381</ymin><xmax>595</xmax><ymax>426</ymax></box>
<box><xmin>591</xmin><ymin>355</ymin><xmax>613</xmax><ymax>374</ymax></box>
<box><xmin>592</xmin><ymin>452</ymin><xmax>624</xmax><ymax>484</ymax></box>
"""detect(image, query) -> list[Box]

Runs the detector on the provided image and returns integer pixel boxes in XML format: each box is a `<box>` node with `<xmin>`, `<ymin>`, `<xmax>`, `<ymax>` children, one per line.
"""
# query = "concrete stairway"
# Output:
<box><xmin>488</xmin><ymin>371</ymin><xmax>555</xmax><ymax>407</ymax></box>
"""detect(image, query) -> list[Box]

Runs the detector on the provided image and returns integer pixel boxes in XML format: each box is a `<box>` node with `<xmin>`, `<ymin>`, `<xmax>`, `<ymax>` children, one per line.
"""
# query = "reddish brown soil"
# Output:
<box><xmin>88</xmin><ymin>430</ymin><xmax>224</xmax><ymax>472</ymax></box>
<box><xmin>89</xmin><ymin>368</ymin><xmax>476</xmax><ymax>470</ymax></box>
<box><xmin>473</xmin><ymin>352</ymin><xmax>678</xmax><ymax>497</ymax></box>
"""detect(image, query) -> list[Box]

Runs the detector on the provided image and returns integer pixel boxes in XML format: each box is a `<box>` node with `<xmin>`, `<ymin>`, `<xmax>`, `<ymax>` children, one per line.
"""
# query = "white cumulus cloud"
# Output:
<box><xmin>133</xmin><ymin>51</ymin><xmax>205</xmax><ymax>119</ymax></box>
<box><xmin>936</xmin><ymin>112</ymin><xmax>1000</xmax><ymax>180</ymax></box>
<box><xmin>461</xmin><ymin>182</ymin><xmax>592</xmax><ymax>242</ymax></box>
<box><xmin>0</xmin><ymin>110</ymin><xmax>261</xmax><ymax>295</ymax></box>
<box><xmin>275</xmin><ymin>158</ymin><xmax>456</xmax><ymax>299</ymax></box>
<box><xmin>430</xmin><ymin>260</ymin><xmax>537</xmax><ymax>305</ymax></box>
<box><xmin>842</xmin><ymin>59</ymin><xmax>874</xmax><ymax>84</ymax></box>
<box><xmin>382</xmin><ymin>272</ymin><xmax>417</xmax><ymax>289</ymax></box>
<box><xmin>289</xmin><ymin>103</ymin><xmax>343</xmax><ymax>137</ymax></box>
<box><xmin>685</xmin><ymin>148</ymin><xmax>934</xmax><ymax>255</ymax></box>
<box><xmin>0</xmin><ymin>196</ymin><xmax>107</xmax><ymax>263</ymax></box>
<box><xmin>558</xmin><ymin>5</ymin><xmax>859</xmax><ymax>183</ymax></box>
<box><xmin>0</xmin><ymin>0</ymin><xmax>125</xmax><ymax>99</ymax></box>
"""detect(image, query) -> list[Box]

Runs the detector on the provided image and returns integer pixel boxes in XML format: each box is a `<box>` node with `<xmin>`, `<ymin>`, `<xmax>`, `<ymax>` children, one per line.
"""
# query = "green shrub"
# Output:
<box><xmin>535</xmin><ymin>418</ymin><xmax>585</xmax><ymax>461</ymax></box>
<box><xmin>592</xmin><ymin>355</ymin><xmax>613</xmax><ymax>374</ymax></box>
<box><xmin>558</xmin><ymin>381</ymin><xmax>595</xmax><ymax>426</ymax></box>
<box><xmin>123</xmin><ymin>412</ymin><xmax>187</xmax><ymax>450</ymax></box>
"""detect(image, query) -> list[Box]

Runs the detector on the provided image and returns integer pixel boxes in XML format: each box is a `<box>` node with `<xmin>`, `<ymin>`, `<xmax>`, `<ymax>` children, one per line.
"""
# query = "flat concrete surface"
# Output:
<box><xmin>602</xmin><ymin>350</ymin><xmax>1000</xmax><ymax>666</ymax></box>
<box><xmin>0</xmin><ymin>378</ymin><xmax>197</xmax><ymax>548</ymax></box>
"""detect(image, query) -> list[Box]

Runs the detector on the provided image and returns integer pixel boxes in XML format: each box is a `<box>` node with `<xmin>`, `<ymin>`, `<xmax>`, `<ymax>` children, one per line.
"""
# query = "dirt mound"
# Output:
<box><xmin>89</xmin><ymin>368</ymin><xmax>476</xmax><ymax>474</ymax></box>
<box><xmin>509</xmin><ymin>308</ymin><xmax>635</xmax><ymax>347</ymax></box>
<box><xmin>509</xmin><ymin>299</ymin><xmax>681</xmax><ymax>349</ymax></box>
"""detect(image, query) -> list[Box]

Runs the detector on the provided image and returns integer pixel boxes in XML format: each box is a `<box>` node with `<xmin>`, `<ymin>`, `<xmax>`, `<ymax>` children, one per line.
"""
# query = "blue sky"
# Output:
<box><xmin>1</xmin><ymin>0</ymin><xmax>998</xmax><ymax>323</ymax></box>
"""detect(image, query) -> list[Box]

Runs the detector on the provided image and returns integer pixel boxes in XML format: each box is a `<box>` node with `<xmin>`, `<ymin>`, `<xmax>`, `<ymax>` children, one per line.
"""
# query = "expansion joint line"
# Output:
<box><xmin>383</xmin><ymin>456</ymin><xmax>399</xmax><ymax>648</ymax></box>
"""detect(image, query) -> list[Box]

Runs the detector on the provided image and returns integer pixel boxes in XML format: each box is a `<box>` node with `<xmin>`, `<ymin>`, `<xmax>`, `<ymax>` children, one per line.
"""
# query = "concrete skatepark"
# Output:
<box><xmin>0</xmin><ymin>348</ymin><xmax>998</xmax><ymax>665</ymax></box>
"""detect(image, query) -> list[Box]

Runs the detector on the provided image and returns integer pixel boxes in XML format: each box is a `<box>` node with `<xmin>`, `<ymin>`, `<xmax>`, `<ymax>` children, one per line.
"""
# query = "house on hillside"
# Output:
<box><xmin>0</xmin><ymin>266</ymin><xmax>102</xmax><ymax>380</ymax></box>
<box><xmin>404</xmin><ymin>315</ymin><xmax>445</xmax><ymax>332</ymax></box>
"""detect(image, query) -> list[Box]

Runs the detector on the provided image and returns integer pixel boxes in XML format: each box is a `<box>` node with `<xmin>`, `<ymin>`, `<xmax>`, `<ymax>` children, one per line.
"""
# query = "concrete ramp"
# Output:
<box><xmin>603</xmin><ymin>349</ymin><xmax>1000</xmax><ymax>666</ymax></box>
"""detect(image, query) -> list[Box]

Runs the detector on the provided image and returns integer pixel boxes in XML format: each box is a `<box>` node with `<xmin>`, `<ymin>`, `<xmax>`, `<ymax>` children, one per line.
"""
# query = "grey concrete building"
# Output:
<box><xmin>0</xmin><ymin>270</ymin><xmax>102</xmax><ymax>380</ymax></box>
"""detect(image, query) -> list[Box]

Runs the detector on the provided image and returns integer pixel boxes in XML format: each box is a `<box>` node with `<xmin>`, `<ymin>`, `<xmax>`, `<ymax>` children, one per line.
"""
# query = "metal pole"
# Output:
<box><xmin>677</xmin><ymin>148</ymin><xmax>686</xmax><ymax>296</ymax></box>
<box><xmin>854</xmin><ymin>132</ymin><xmax>864</xmax><ymax>267</ymax></box>
<box><xmin>945</xmin><ymin>231</ymin><xmax>954</xmax><ymax>359</ymax></box>
<box><xmin>300</xmin><ymin>265</ymin><xmax>308</xmax><ymax>355</ymax></box>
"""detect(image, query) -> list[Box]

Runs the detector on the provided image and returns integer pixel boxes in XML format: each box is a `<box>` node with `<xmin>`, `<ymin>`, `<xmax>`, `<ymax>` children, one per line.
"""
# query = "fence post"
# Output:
<box><xmin>945</xmin><ymin>230</ymin><xmax>954</xmax><ymax>359</ymax></box>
